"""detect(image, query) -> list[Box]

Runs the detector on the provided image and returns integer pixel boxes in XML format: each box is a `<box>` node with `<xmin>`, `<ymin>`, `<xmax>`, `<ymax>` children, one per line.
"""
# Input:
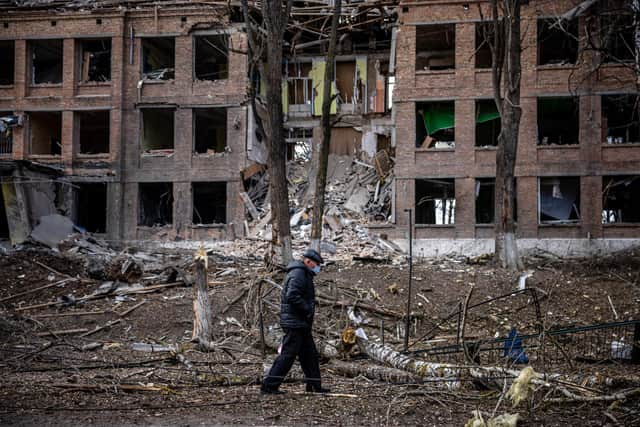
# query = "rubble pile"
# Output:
<box><xmin>244</xmin><ymin>150</ymin><xmax>402</xmax><ymax>262</ymax></box>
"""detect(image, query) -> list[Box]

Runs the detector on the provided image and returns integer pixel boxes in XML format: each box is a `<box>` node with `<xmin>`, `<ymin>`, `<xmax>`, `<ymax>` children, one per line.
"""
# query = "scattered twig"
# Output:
<box><xmin>0</xmin><ymin>278</ymin><xmax>73</xmax><ymax>303</ymax></box>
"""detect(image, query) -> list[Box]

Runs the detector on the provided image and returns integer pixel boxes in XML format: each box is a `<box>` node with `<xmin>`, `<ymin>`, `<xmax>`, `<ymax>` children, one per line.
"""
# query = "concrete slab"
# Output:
<box><xmin>30</xmin><ymin>214</ymin><xmax>74</xmax><ymax>250</ymax></box>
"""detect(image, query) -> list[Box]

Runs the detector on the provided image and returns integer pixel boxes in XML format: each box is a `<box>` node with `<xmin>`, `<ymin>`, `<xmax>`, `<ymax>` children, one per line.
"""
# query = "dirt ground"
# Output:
<box><xmin>1</xmin><ymin>244</ymin><xmax>639</xmax><ymax>426</ymax></box>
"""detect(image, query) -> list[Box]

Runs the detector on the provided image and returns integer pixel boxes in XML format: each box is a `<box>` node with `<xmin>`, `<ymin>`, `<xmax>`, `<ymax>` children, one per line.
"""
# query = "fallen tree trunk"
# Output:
<box><xmin>357</xmin><ymin>336</ymin><xmax>640</xmax><ymax>397</ymax></box>
<box><xmin>327</xmin><ymin>360</ymin><xmax>422</xmax><ymax>384</ymax></box>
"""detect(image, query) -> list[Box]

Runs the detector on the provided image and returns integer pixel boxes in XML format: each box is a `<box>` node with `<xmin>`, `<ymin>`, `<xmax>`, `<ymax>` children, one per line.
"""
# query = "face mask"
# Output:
<box><xmin>312</xmin><ymin>265</ymin><xmax>321</xmax><ymax>274</ymax></box>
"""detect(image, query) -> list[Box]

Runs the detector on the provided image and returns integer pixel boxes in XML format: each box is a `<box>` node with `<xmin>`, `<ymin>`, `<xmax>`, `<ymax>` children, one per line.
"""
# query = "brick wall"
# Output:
<box><xmin>0</xmin><ymin>6</ymin><xmax>248</xmax><ymax>241</ymax></box>
<box><xmin>392</xmin><ymin>0</ymin><xmax>640</xmax><ymax>240</ymax></box>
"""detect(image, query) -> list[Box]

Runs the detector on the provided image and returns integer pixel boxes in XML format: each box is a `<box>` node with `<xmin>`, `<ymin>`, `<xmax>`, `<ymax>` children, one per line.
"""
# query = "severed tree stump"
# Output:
<box><xmin>192</xmin><ymin>247</ymin><xmax>212</xmax><ymax>348</ymax></box>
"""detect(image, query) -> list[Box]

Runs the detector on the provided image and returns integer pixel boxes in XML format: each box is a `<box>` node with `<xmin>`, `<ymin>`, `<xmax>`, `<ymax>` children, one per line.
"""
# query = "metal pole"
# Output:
<box><xmin>403</xmin><ymin>208</ymin><xmax>413</xmax><ymax>352</ymax></box>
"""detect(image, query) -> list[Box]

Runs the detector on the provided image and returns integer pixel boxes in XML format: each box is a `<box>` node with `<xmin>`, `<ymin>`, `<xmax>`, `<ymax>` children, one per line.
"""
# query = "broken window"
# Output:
<box><xmin>194</xmin><ymin>35</ymin><xmax>229</xmax><ymax>80</ymax></box>
<box><xmin>475</xmin><ymin>22</ymin><xmax>493</xmax><ymax>69</ymax></box>
<box><xmin>194</xmin><ymin>108</ymin><xmax>227</xmax><ymax>154</ymax></box>
<box><xmin>475</xmin><ymin>99</ymin><xmax>501</xmax><ymax>147</ymax></box>
<box><xmin>537</xmin><ymin>18</ymin><xmax>578</xmax><ymax>66</ymax></box>
<box><xmin>141</xmin><ymin>108</ymin><xmax>174</xmax><ymax>153</ymax></box>
<box><xmin>30</xmin><ymin>39</ymin><xmax>63</xmax><ymax>84</ymax></box>
<box><xmin>0</xmin><ymin>41</ymin><xmax>14</xmax><ymax>85</ymax></box>
<box><xmin>602</xmin><ymin>94</ymin><xmax>639</xmax><ymax>144</ymax></box>
<box><xmin>416</xmin><ymin>178</ymin><xmax>455</xmax><ymax>225</ymax></box>
<box><xmin>78</xmin><ymin>39</ymin><xmax>111</xmax><ymax>82</ymax></box>
<box><xmin>138</xmin><ymin>182</ymin><xmax>173</xmax><ymax>226</ymax></box>
<box><xmin>285</xmin><ymin>127</ymin><xmax>313</xmax><ymax>161</ymax></box>
<box><xmin>601</xmin><ymin>13</ymin><xmax>634</xmax><ymax>63</ymax></box>
<box><xmin>286</xmin><ymin>62</ymin><xmax>312</xmax><ymax>106</ymax></box>
<box><xmin>416</xmin><ymin>101</ymin><xmax>455</xmax><ymax>149</ymax></box>
<box><xmin>78</xmin><ymin>110</ymin><xmax>110</xmax><ymax>154</ymax></box>
<box><xmin>537</xmin><ymin>97</ymin><xmax>579</xmax><ymax>145</ymax></box>
<box><xmin>75</xmin><ymin>183</ymin><xmax>107</xmax><ymax>233</ymax></box>
<box><xmin>475</xmin><ymin>178</ymin><xmax>517</xmax><ymax>224</ymax></box>
<box><xmin>476</xmin><ymin>178</ymin><xmax>495</xmax><ymax>224</ymax></box>
<box><xmin>141</xmin><ymin>37</ymin><xmax>175</xmax><ymax>80</ymax></box>
<box><xmin>29</xmin><ymin>111</ymin><xmax>62</xmax><ymax>155</ymax></box>
<box><xmin>602</xmin><ymin>176</ymin><xmax>640</xmax><ymax>223</ymax></box>
<box><xmin>192</xmin><ymin>182</ymin><xmax>226</xmax><ymax>225</ymax></box>
<box><xmin>415</xmin><ymin>24</ymin><xmax>455</xmax><ymax>71</ymax></box>
<box><xmin>539</xmin><ymin>177</ymin><xmax>580</xmax><ymax>224</ymax></box>
<box><xmin>0</xmin><ymin>112</ymin><xmax>14</xmax><ymax>155</ymax></box>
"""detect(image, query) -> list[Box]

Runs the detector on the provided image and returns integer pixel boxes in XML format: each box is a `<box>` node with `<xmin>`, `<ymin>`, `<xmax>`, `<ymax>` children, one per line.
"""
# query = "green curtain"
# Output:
<box><xmin>422</xmin><ymin>103</ymin><xmax>454</xmax><ymax>135</ymax></box>
<box><xmin>476</xmin><ymin>101</ymin><xmax>500</xmax><ymax>124</ymax></box>
<box><xmin>422</xmin><ymin>102</ymin><xmax>500</xmax><ymax>135</ymax></box>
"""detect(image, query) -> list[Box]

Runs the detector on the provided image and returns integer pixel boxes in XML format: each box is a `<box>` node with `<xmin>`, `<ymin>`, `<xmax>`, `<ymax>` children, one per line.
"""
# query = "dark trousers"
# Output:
<box><xmin>262</xmin><ymin>327</ymin><xmax>321</xmax><ymax>390</ymax></box>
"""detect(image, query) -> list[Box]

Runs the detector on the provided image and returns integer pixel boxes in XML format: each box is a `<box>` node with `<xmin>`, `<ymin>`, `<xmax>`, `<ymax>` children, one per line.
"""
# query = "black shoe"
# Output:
<box><xmin>261</xmin><ymin>387</ymin><xmax>285</xmax><ymax>395</ymax></box>
<box><xmin>305</xmin><ymin>384</ymin><xmax>331</xmax><ymax>393</ymax></box>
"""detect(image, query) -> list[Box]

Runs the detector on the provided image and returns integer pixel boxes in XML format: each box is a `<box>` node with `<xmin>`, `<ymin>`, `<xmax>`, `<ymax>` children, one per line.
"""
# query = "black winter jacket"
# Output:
<box><xmin>279</xmin><ymin>261</ymin><xmax>316</xmax><ymax>329</ymax></box>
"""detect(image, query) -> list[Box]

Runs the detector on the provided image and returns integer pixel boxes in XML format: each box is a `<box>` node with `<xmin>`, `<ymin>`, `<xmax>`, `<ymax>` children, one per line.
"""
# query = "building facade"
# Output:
<box><xmin>0</xmin><ymin>1</ymin><xmax>248</xmax><ymax>243</ymax></box>
<box><xmin>392</xmin><ymin>0</ymin><xmax>640</xmax><ymax>255</ymax></box>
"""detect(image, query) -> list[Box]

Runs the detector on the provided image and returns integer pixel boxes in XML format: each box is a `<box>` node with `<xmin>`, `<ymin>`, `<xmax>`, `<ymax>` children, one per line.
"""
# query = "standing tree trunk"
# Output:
<box><xmin>192</xmin><ymin>248</ymin><xmax>212</xmax><ymax>348</ymax></box>
<box><xmin>492</xmin><ymin>0</ymin><xmax>523</xmax><ymax>270</ymax></box>
<box><xmin>310</xmin><ymin>0</ymin><xmax>342</xmax><ymax>253</ymax></box>
<box><xmin>242</xmin><ymin>0</ymin><xmax>294</xmax><ymax>265</ymax></box>
<box><xmin>264</xmin><ymin>0</ymin><xmax>293</xmax><ymax>265</ymax></box>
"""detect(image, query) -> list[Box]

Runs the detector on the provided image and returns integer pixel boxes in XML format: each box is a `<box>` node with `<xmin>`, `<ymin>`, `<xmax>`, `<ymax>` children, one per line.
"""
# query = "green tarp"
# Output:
<box><xmin>421</xmin><ymin>102</ymin><xmax>500</xmax><ymax>135</ymax></box>
<box><xmin>476</xmin><ymin>101</ymin><xmax>500</xmax><ymax>124</ymax></box>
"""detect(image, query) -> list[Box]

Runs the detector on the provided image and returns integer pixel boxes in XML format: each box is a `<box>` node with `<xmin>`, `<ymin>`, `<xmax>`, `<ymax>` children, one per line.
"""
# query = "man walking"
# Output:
<box><xmin>261</xmin><ymin>249</ymin><xmax>330</xmax><ymax>394</ymax></box>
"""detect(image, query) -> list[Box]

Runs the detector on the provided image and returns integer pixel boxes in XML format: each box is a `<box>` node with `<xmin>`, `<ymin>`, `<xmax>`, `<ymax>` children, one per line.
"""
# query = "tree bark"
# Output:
<box><xmin>492</xmin><ymin>0</ymin><xmax>523</xmax><ymax>270</ymax></box>
<box><xmin>192</xmin><ymin>253</ymin><xmax>212</xmax><ymax>347</ymax></box>
<box><xmin>263</xmin><ymin>0</ymin><xmax>294</xmax><ymax>265</ymax></box>
<box><xmin>310</xmin><ymin>0</ymin><xmax>341</xmax><ymax>253</ymax></box>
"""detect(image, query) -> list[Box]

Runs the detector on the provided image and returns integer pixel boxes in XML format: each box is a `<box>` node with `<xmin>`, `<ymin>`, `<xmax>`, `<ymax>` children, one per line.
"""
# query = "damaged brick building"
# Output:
<box><xmin>393</xmin><ymin>0</ymin><xmax>640</xmax><ymax>255</ymax></box>
<box><xmin>0</xmin><ymin>0</ymin><xmax>247</xmax><ymax>243</ymax></box>
<box><xmin>1</xmin><ymin>0</ymin><xmax>639</xmax><ymax>255</ymax></box>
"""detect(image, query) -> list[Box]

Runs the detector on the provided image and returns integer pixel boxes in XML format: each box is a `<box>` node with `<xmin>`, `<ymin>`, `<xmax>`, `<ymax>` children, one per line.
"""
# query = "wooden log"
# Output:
<box><xmin>192</xmin><ymin>247</ymin><xmax>213</xmax><ymax>347</ymax></box>
<box><xmin>327</xmin><ymin>359</ymin><xmax>422</xmax><ymax>384</ymax></box>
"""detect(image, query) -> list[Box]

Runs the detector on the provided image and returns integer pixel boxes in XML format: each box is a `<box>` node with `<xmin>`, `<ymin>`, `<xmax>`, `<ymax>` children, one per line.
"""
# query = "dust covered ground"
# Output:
<box><xmin>1</xmin><ymin>243</ymin><xmax>639</xmax><ymax>426</ymax></box>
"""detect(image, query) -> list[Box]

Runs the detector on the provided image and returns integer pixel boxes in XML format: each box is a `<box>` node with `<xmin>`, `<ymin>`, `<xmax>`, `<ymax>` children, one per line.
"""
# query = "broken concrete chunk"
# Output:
<box><xmin>289</xmin><ymin>209</ymin><xmax>305</xmax><ymax>227</ymax></box>
<box><xmin>323</xmin><ymin>214</ymin><xmax>342</xmax><ymax>232</ymax></box>
<box><xmin>320</xmin><ymin>241</ymin><xmax>337</xmax><ymax>255</ymax></box>
<box><xmin>30</xmin><ymin>214</ymin><xmax>74</xmax><ymax>250</ymax></box>
<box><xmin>344</xmin><ymin>186</ymin><xmax>370</xmax><ymax>214</ymax></box>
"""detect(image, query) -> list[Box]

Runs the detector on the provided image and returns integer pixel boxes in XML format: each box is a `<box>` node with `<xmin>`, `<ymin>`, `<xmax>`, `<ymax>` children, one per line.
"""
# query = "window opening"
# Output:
<box><xmin>138</xmin><ymin>182</ymin><xmax>173</xmax><ymax>226</ymax></box>
<box><xmin>194</xmin><ymin>108</ymin><xmax>227</xmax><ymax>154</ymax></box>
<box><xmin>0</xmin><ymin>41</ymin><xmax>14</xmax><ymax>85</ymax></box>
<box><xmin>194</xmin><ymin>35</ymin><xmax>229</xmax><ymax>80</ymax></box>
<box><xmin>539</xmin><ymin>177</ymin><xmax>580</xmax><ymax>223</ymax></box>
<box><xmin>78</xmin><ymin>110</ymin><xmax>110</xmax><ymax>154</ymax></box>
<box><xmin>475</xmin><ymin>99</ymin><xmax>501</xmax><ymax>147</ymax></box>
<box><xmin>79</xmin><ymin>39</ymin><xmax>111</xmax><ymax>82</ymax></box>
<box><xmin>30</xmin><ymin>111</ymin><xmax>62</xmax><ymax>155</ymax></box>
<box><xmin>416</xmin><ymin>101</ymin><xmax>455</xmax><ymax>148</ymax></box>
<box><xmin>142</xmin><ymin>38</ymin><xmax>175</xmax><ymax>80</ymax></box>
<box><xmin>192</xmin><ymin>182</ymin><xmax>227</xmax><ymax>225</ymax></box>
<box><xmin>141</xmin><ymin>108</ymin><xmax>174</xmax><ymax>154</ymax></box>
<box><xmin>31</xmin><ymin>39</ymin><xmax>63</xmax><ymax>84</ymax></box>
<box><xmin>416</xmin><ymin>24</ymin><xmax>455</xmax><ymax>71</ymax></box>
<box><xmin>537</xmin><ymin>18</ymin><xmax>578</xmax><ymax>65</ymax></box>
<box><xmin>416</xmin><ymin>178</ymin><xmax>456</xmax><ymax>224</ymax></box>
<box><xmin>602</xmin><ymin>94</ymin><xmax>639</xmax><ymax>144</ymax></box>
<box><xmin>537</xmin><ymin>97</ymin><xmax>579</xmax><ymax>145</ymax></box>
<box><xmin>602</xmin><ymin>175</ymin><xmax>640</xmax><ymax>223</ymax></box>
<box><xmin>75</xmin><ymin>183</ymin><xmax>107</xmax><ymax>233</ymax></box>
